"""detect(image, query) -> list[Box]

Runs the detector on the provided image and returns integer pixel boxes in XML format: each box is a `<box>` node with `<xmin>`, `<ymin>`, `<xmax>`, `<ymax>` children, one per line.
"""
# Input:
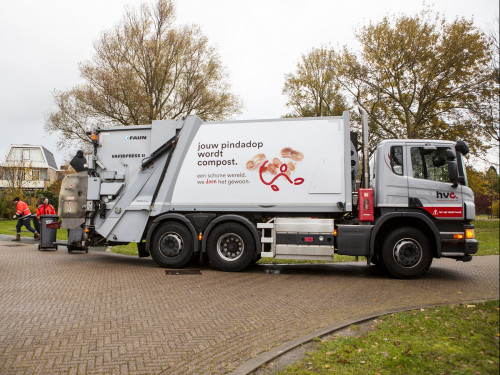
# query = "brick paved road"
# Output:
<box><xmin>0</xmin><ymin>240</ymin><xmax>498</xmax><ymax>374</ymax></box>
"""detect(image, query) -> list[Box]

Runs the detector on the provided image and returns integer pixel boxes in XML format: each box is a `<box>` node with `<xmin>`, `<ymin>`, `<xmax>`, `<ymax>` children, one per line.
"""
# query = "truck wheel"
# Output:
<box><xmin>381</xmin><ymin>227</ymin><xmax>432</xmax><ymax>279</ymax></box>
<box><xmin>207</xmin><ymin>222</ymin><xmax>255</xmax><ymax>272</ymax></box>
<box><xmin>150</xmin><ymin>222</ymin><xmax>193</xmax><ymax>268</ymax></box>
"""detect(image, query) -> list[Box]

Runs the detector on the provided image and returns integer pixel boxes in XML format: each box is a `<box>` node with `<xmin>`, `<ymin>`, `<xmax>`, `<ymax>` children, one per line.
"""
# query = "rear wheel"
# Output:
<box><xmin>207</xmin><ymin>222</ymin><xmax>255</xmax><ymax>272</ymax></box>
<box><xmin>150</xmin><ymin>222</ymin><xmax>193</xmax><ymax>268</ymax></box>
<box><xmin>381</xmin><ymin>227</ymin><xmax>433</xmax><ymax>279</ymax></box>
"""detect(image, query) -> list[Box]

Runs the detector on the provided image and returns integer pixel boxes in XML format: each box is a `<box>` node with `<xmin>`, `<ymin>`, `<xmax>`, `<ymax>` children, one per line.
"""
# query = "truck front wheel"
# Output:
<box><xmin>207</xmin><ymin>222</ymin><xmax>255</xmax><ymax>272</ymax></box>
<box><xmin>381</xmin><ymin>227</ymin><xmax>432</xmax><ymax>279</ymax></box>
<box><xmin>150</xmin><ymin>222</ymin><xmax>193</xmax><ymax>268</ymax></box>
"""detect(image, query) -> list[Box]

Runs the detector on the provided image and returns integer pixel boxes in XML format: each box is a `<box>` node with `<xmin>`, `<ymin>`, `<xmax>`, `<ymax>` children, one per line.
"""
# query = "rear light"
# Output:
<box><xmin>465</xmin><ymin>229</ymin><xmax>474</xmax><ymax>239</ymax></box>
<box><xmin>334</xmin><ymin>229</ymin><xmax>337</xmax><ymax>237</ymax></box>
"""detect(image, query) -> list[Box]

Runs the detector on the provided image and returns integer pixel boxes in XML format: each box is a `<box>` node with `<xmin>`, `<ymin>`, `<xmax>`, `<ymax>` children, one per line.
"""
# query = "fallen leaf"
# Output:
<box><xmin>325</xmin><ymin>364</ymin><xmax>330</xmax><ymax>369</ymax></box>
<box><xmin>467</xmin><ymin>305</ymin><xmax>476</xmax><ymax>308</ymax></box>
<box><xmin>325</xmin><ymin>352</ymin><xmax>333</xmax><ymax>356</ymax></box>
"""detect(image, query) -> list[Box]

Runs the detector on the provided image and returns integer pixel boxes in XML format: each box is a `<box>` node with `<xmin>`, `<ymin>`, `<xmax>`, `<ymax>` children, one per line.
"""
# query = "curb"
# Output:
<box><xmin>229</xmin><ymin>299</ymin><xmax>494</xmax><ymax>375</ymax></box>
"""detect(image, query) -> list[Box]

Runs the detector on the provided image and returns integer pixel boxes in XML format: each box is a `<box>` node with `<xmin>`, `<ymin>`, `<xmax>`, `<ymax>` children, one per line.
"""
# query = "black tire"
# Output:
<box><xmin>206</xmin><ymin>222</ymin><xmax>255</xmax><ymax>272</ymax></box>
<box><xmin>150</xmin><ymin>222</ymin><xmax>194</xmax><ymax>268</ymax></box>
<box><xmin>381</xmin><ymin>227</ymin><xmax>433</xmax><ymax>279</ymax></box>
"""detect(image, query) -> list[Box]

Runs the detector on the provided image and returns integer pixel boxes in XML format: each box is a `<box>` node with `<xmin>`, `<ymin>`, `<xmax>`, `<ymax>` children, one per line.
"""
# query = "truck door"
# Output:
<box><xmin>407</xmin><ymin>144</ymin><xmax>463</xmax><ymax>220</ymax></box>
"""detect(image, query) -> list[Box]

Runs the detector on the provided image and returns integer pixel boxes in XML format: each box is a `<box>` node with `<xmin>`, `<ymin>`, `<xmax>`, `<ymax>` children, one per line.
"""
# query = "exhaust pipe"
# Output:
<box><xmin>359</xmin><ymin>107</ymin><xmax>369</xmax><ymax>189</ymax></box>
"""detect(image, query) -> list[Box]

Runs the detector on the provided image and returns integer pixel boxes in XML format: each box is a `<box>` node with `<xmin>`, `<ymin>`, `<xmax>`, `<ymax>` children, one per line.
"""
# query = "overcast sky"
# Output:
<box><xmin>0</xmin><ymin>0</ymin><xmax>498</xmax><ymax>167</ymax></box>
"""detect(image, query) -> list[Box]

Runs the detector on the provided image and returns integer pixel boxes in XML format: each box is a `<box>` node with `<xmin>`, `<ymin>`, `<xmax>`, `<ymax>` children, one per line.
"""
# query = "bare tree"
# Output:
<box><xmin>46</xmin><ymin>0</ymin><xmax>241</xmax><ymax>150</ymax></box>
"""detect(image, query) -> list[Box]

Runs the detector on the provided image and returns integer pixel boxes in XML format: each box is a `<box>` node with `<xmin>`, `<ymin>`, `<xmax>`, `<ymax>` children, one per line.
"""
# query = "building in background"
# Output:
<box><xmin>0</xmin><ymin>145</ymin><xmax>59</xmax><ymax>190</ymax></box>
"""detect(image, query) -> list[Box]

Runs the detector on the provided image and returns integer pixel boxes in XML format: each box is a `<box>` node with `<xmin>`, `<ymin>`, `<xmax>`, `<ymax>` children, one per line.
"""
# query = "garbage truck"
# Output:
<box><xmin>56</xmin><ymin>110</ymin><xmax>477</xmax><ymax>278</ymax></box>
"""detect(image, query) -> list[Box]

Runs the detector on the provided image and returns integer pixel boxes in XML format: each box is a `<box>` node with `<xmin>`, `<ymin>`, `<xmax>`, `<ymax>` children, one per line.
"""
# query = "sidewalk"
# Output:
<box><xmin>0</xmin><ymin>240</ymin><xmax>498</xmax><ymax>374</ymax></box>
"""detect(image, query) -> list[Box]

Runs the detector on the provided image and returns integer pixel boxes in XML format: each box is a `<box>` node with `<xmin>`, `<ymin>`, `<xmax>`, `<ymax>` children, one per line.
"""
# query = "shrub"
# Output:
<box><xmin>0</xmin><ymin>192</ymin><xmax>7</xmax><ymax>218</ymax></box>
<box><xmin>492</xmin><ymin>201</ymin><xmax>499</xmax><ymax>218</ymax></box>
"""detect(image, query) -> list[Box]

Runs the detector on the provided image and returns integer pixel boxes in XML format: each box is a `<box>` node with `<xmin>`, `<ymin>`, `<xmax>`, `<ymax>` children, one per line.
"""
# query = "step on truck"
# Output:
<box><xmin>57</xmin><ymin>109</ymin><xmax>478</xmax><ymax>278</ymax></box>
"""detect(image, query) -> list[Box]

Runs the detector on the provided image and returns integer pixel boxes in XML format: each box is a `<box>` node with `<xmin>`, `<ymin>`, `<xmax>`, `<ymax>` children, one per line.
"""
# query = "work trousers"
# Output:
<box><xmin>16</xmin><ymin>217</ymin><xmax>36</xmax><ymax>235</ymax></box>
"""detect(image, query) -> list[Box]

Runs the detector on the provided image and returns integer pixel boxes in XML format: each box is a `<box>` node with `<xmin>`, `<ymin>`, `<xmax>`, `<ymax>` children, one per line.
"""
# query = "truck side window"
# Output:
<box><xmin>390</xmin><ymin>146</ymin><xmax>403</xmax><ymax>176</ymax></box>
<box><xmin>410</xmin><ymin>147</ymin><xmax>450</xmax><ymax>182</ymax></box>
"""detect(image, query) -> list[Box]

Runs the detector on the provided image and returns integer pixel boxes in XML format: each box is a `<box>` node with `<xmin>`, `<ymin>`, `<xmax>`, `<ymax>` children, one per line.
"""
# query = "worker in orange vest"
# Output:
<box><xmin>36</xmin><ymin>197</ymin><xmax>56</xmax><ymax>219</ymax></box>
<box><xmin>12</xmin><ymin>197</ymin><xmax>40</xmax><ymax>241</ymax></box>
<box><xmin>33</xmin><ymin>197</ymin><xmax>56</xmax><ymax>233</ymax></box>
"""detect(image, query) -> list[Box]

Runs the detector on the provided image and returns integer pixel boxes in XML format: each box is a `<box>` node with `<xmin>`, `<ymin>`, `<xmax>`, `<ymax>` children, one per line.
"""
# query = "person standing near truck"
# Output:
<box><xmin>36</xmin><ymin>197</ymin><xmax>56</xmax><ymax>219</ymax></box>
<box><xmin>12</xmin><ymin>197</ymin><xmax>40</xmax><ymax>241</ymax></box>
<box><xmin>33</xmin><ymin>197</ymin><xmax>56</xmax><ymax>234</ymax></box>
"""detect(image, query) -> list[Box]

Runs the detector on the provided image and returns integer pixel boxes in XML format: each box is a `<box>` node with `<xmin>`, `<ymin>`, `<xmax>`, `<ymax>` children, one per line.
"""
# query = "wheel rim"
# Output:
<box><xmin>216</xmin><ymin>233</ymin><xmax>244</xmax><ymax>262</ymax></box>
<box><xmin>393</xmin><ymin>238</ymin><xmax>422</xmax><ymax>268</ymax></box>
<box><xmin>159</xmin><ymin>232</ymin><xmax>183</xmax><ymax>258</ymax></box>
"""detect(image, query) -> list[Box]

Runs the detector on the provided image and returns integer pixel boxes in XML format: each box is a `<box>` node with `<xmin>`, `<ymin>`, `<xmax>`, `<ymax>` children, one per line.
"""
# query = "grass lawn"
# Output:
<box><xmin>474</xmin><ymin>216</ymin><xmax>499</xmax><ymax>256</ymax></box>
<box><xmin>0</xmin><ymin>219</ymin><xmax>68</xmax><ymax>240</ymax></box>
<box><xmin>272</xmin><ymin>300</ymin><xmax>499</xmax><ymax>375</ymax></box>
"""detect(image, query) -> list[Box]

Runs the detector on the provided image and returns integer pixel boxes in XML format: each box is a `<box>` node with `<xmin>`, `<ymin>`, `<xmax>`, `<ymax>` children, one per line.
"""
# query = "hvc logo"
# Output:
<box><xmin>436</xmin><ymin>191</ymin><xmax>458</xmax><ymax>199</ymax></box>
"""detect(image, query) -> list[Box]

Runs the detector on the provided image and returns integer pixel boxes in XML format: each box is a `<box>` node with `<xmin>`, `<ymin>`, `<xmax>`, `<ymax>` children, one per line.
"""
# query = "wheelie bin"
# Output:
<box><xmin>38</xmin><ymin>215</ymin><xmax>59</xmax><ymax>251</ymax></box>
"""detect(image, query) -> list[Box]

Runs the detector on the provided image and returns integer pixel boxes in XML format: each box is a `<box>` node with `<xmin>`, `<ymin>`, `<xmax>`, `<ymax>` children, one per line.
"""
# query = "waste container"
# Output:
<box><xmin>38</xmin><ymin>215</ymin><xmax>59</xmax><ymax>251</ymax></box>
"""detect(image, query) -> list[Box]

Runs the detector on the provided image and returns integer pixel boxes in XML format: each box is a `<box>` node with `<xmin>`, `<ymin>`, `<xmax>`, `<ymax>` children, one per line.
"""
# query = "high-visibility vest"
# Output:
<box><xmin>16</xmin><ymin>201</ymin><xmax>31</xmax><ymax>218</ymax></box>
<box><xmin>36</xmin><ymin>204</ymin><xmax>56</xmax><ymax>219</ymax></box>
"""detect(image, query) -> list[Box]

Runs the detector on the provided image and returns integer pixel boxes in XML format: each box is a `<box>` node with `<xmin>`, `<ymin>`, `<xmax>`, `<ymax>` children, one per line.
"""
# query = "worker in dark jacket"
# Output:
<box><xmin>12</xmin><ymin>197</ymin><xmax>40</xmax><ymax>241</ymax></box>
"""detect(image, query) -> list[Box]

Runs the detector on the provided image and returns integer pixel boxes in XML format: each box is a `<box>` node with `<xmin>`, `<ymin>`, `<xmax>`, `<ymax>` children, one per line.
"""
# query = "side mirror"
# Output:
<box><xmin>455</xmin><ymin>140</ymin><xmax>469</xmax><ymax>156</ymax></box>
<box><xmin>446</xmin><ymin>149</ymin><xmax>456</xmax><ymax>161</ymax></box>
<box><xmin>448</xmin><ymin>160</ymin><xmax>459</xmax><ymax>188</ymax></box>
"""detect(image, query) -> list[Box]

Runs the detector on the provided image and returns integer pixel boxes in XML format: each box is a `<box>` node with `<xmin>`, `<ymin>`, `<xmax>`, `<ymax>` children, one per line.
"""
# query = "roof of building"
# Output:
<box><xmin>41</xmin><ymin>146</ymin><xmax>58</xmax><ymax>170</ymax></box>
<box><xmin>3</xmin><ymin>144</ymin><xmax>59</xmax><ymax>170</ymax></box>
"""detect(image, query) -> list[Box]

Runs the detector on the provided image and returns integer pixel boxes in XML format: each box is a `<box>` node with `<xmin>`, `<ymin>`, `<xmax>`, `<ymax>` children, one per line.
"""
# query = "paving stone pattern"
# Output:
<box><xmin>0</xmin><ymin>241</ymin><xmax>498</xmax><ymax>374</ymax></box>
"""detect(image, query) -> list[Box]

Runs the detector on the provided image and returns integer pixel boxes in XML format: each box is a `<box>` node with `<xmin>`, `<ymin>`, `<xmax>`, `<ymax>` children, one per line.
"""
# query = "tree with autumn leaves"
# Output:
<box><xmin>283</xmin><ymin>10</ymin><xmax>498</xmax><ymax>160</ymax></box>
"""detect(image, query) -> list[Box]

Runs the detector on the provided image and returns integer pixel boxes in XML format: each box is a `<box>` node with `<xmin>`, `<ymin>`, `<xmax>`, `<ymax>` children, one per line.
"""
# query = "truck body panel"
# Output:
<box><xmin>169</xmin><ymin>115</ymin><xmax>352</xmax><ymax>212</ymax></box>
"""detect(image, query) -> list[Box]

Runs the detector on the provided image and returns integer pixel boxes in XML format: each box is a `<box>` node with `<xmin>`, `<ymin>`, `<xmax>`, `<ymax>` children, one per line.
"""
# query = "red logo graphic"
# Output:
<box><xmin>259</xmin><ymin>161</ymin><xmax>304</xmax><ymax>191</ymax></box>
<box><xmin>423</xmin><ymin>206</ymin><xmax>463</xmax><ymax>218</ymax></box>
